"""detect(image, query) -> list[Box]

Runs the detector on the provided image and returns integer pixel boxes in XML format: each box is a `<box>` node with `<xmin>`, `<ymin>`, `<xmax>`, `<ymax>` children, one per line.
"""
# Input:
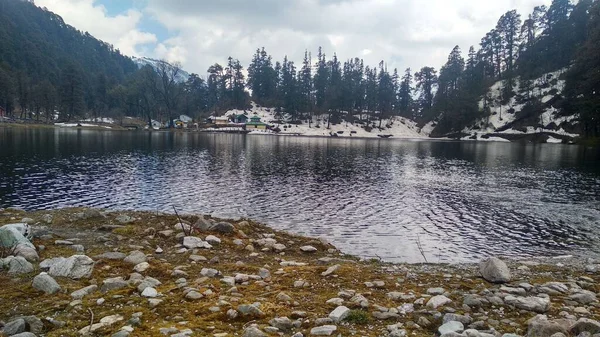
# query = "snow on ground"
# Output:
<box><xmin>82</xmin><ymin>117</ymin><xmax>115</xmax><ymax>124</ymax></box>
<box><xmin>224</xmin><ymin>103</ymin><xmax>429</xmax><ymax>139</ymax></box>
<box><xmin>55</xmin><ymin>123</ymin><xmax>112</xmax><ymax>129</ymax></box>
<box><xmin>464</xmin><ymin>69</ymin><xmax>578</xmax><ymax>142</ymax></box>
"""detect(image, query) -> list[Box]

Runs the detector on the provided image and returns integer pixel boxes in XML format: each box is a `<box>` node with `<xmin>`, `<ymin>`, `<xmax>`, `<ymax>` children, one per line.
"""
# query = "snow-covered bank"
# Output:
<box><xmin>460</xmin><ymin>69</ymin><xmax>580</xmax><ymax>143</ymax></box>
<box><xmin>54</xmin><ymin>122</ymin><xmax>112</xmax><ymax>129</ymax></box>
<box><xmin>223</xmin><ymin>103</ymin><xmax>430</xmax><ymax>139</ymax></box>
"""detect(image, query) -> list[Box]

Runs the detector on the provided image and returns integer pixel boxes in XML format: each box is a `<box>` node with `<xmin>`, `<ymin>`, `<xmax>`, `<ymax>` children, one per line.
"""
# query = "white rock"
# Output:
<box><xmin>479</xmin><ymin>257</ymin><xmax>511</xmax><ymax>283</ymax></box>
<box><xmin>133</xmin><ymin>262</ymin><xmax>150</xmax><ymax>273</ymax></box>
<box><xmin>426</xmin><ymin>295</ymin><xmax>452</xmax><ymax>309</ymax></box>
<box><xmin>32</xmin><ymin>272</ymin><xmax>61</xmax><ymax>294</ymax></box>
<box><xmin>329</xmin><ymin>306</ymin><xmax>350</xmax><ymax>323</ymax></box>
<box><xmin>310</xmin><ymin>325</ymin><xmax>337</xmax><ymax>336</ymax></box>
<box><xmin>300</xmin><ymin>245</ymin><xmax>318</xmax><ymax>253</ymax></box>
<box><xmin>45</xmin><ymin>255</ymin><xmax>94</xmax><ymax>279</ymax></box>
<box><xmin>205</xmin><ymin>235</ymin><xmax>221</xmax><ymax>244</ymax></box>
<box><xmin>141</xmin><ymin>287</ymin><xmax>158</xmax><ymax>298</ymax></box>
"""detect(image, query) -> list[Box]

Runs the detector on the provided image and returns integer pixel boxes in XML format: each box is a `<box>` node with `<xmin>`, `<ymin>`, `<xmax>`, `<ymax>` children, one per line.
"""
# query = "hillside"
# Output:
<box><xmin>457</xmin><ymin>70</ymin><xmax>579</xmax><ymax>143</ymax></box>
<box><xmin>132</xmin><ymin>57</ymin><xmax>190</xmax><ymax>83</ymax></box>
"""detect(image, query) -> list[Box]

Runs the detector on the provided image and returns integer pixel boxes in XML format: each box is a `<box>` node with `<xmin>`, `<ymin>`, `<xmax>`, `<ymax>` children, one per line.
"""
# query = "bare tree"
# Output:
<box><xmin>146</xmin><ymin>60</ymin><xmax>183</xmax><ymax>128</ymax></box>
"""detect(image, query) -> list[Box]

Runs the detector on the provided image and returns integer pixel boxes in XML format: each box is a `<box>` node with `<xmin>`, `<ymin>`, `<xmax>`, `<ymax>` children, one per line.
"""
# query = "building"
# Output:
<box><xmin>213</xmin><ymin>116</ymin><xmax>229</xmax><ymax>126</ymax></box>
<box><xmin>246</xmin><ymin>115</ymin><xmax>268</xmax><ymax>130</ymax></box>
<box><xmin>233</xmin><ymin>114</ymin><xmax>249</xmax><ymax>124</ymax></box>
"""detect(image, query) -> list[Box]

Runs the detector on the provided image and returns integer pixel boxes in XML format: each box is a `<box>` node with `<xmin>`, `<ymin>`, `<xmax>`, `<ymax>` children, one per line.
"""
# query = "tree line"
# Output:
<box><xmin>0</xmin><ymin>0</ymin><xmax>598</xmax><ymax>136</ymax></box>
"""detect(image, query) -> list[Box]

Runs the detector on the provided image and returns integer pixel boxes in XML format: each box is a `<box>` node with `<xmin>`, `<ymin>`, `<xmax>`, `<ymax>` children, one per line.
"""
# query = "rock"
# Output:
<box><xmin>427</xmin><ymin>287</ymin><xmax>446</xmax><ymax>295</ymax></box>
<box><xmin>242</xmin><ymin>327</ymin><xmax>267</xmax><ymax>337</ymax></box>
<box><xmin>155</xmin><ymin>246</ymin><xmax>163</xmax><ymax>254</ymax></box>
<box><xmin>326</xmin><ymin>298</ymin><xmax>344</xmax><ymax>306</ymax></box>
<box><xmin>32</xmin><ymin>272</ymin><xmax>61</xmax><ymax>294</ymax></box>
<box><xmin>78</xmin><ymin>314</ymin><xmax>123</xmax><ymax>335</ymax></box>
<box><xmin>182</xmin><ymin>236</ymin><xmax>212</xmax><ymax>249</ymax></box>
<box><xmin>1</xmin><ymin>318</ymin><xmax>26</xmax><ymax>336</ymax></box>
<box><xmin>418</xmin><ymin>316</ymin><xmax>432</xmax><ymax>328</ymax></box>
<box><xmin>55</xmin><ymin>240</ymin><xmax>74</xmax><ymax>245</ymax></box>
<box><xmin>7</xmin><ymin>256</ymin><xmax>34</xmax><ymax>274</ymax></box>
<box><xmin>569</xmin><ymin>291</ymin><xmax>597</xmax><ymax>305</ymax></box>
<box><xmin>211</xmin><ymin>222</ymin><xmax>235</xmax><ymax>234</ymax></box>
<box><xmin>136</xmin><ymin>276</ymin><xmax>161</xmax><ymax>293</ymax></box>
<box><xmin>148</xmin><ymin>299</ymin><xmax>163</xmax><ymax>308</ymax></box>
<box><xmin>95</xmin><ymin>252</ymin><xmax>127</xmax><ymax>260</ymax></box>
<box><xmin>141</xmin><ymin>287</ymin><xmax>158</xmax><ymax>298</ymax></box>
<box><xmin>269</xmin><ymin>317</ymin><xmax>293</xmax><ymax>331</ymax></box>
<box><xmin>443</xmin><ymin>314</ymin><xmax>472</xmax><ymax>325</ymax></box>
<box><xmin>570</xmin><ymin>318</ymin><xmax>600</xmax><ymax>335</ymax></box>
<box><xmin>112</xmin><ymin>331</ymin><xmax>130</xmax><ymax>337</ymax></box>
<box><xmin>115</xmin><ymin>214</ymin><xmax>135</xmax><ymax>224</ymax></box>
<box><xmin>43</xmin><ymin>255</ymin><xmax>94</xmax><ymax>279</ymax></box>
<box><xmin>505</xmin><ymin>296</ymin><xmax>550</xmax><ymax>313</ymax></box>
<box><xmin>273</xmin><ymin>243</ymin><xmax>287</xmax><ymax>252</ymax></box>
<box><xmin>258</xmin><ymin>268</ymin><xmax>270</xmax><ymax>279</ymax></box>
<box><xmin>310</xmin><ymin>325</ymin><xmax>337</xmax><ymax>336</ymax></box>
<box><xmin>329</xmin><ymin>306</ymin><xmax>350</xmax><ymax>323</ymax></box>
<box><xmin>200</xmin><ymin>268</ymin><xmax>220</xmax><ymax>277</ymax></box>
<box><xmin>205</xmin><ymin>235</ymin><xmax>221</xmax><ymax>244</ymax></box>
<box><xmin>13</xmin><ymin>244</ymin><xmax>39</xmax><ymax>263</ymax></box>
<box><xmin>300</xmin><ymin>245</ymin><xmax>318</xmax><ymax>253</ymax></box>
<box><xmin>185</xmin><ymin>291</ymin><xmax>203</xmax><ymax>300</ymax></box>
<box><xmin>439</xmin><ymin>321</ymin><xmax>465</xmax><ymax>335</ymax></box>
<box><xmin>11</xmin><ymin>333</ymin><xmax>37</xmax><ymax>337</ymax></box>
<box><xmin>427</xmin><ymin>295</ymin><xmax>453</xmax><ymax>309</ymax></box>
<box><xmin>133</xmin><ymin>262</ymin><xmax>150</xmax><ymax>273</ymax></box>
<box><xmin>527</xmin><ymin>316</ymin><xmax>569</xmax><ymax>337</ymax></box>
<box><xmin>238</xmin><ymin>304</ymin><xmax>264</xmax><ymax>317</ymax></box>
<box><xmin>189</xmin><ymin>255</ymin><xmax>207</xmax><ymax>262</ymax></box>
<box><xmin>20</xmin><ymin>316</ymin><xmax>43</xmax><ymax>334</ymax></box>
<box><xmin>0</xmin><ymin>224</ymin><xmax>35</xmax><ymax>259</ymax></box>
<box><xmin>479</xmin><ymin>257</ymin><xmax>511</xmax><ymax>283</ymax></box>
<box><xmin>277</xmin><ymin>292</ymin><xmax>293</xmax><ymax>302</ymax></box>
<box><xmin>71</xmin><ymin>285</ymin><xmax>98</xmax><ymax>299</ymax></box>
<box><xmin>101</xmin><ymin>277</ymin><xmax>128</xmax><ymax>293</ymax></box>
<box><xmin>321</xmin><ymin>264</ymin><xmax>340</xmax><ymax>276</ymax></box>
<box><xmin>373</xmin><ymin>312</ymin><xmax>400</xmax><ymax>320</ymax></box>
<box><xmin>123</xmin><ymin>251</ymin><xmax>147</xmax><ymax>265</ymax></box>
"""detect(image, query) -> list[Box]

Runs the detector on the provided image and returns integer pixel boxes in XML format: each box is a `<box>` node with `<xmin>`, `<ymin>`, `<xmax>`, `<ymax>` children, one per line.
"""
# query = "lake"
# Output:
<box><xmin>1</xmin><ymin>127</ymin><xmax>599</xmax><ymax>263</ymax></box>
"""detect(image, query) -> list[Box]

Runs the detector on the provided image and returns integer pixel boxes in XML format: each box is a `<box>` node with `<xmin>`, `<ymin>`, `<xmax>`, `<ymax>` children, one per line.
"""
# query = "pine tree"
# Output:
<box><xmin>414</xmin><ymin>66</ymin><xmax>438</xmax><ymax>119</ymax></box>
<box><xmin>398</xmin><ymin>68</ymin><xmax>413</xmax><ymax>118</ymax></box>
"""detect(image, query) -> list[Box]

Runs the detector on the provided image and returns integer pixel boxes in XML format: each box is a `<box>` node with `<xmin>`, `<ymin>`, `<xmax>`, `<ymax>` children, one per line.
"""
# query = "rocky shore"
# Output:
<box><xmin>0</xmin><ymin>208</ymin><xmax>598</xmax><ymax>337</ymax></box>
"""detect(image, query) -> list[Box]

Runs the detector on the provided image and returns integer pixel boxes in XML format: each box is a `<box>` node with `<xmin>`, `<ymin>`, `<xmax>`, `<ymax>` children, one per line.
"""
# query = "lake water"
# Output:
<box><xmin>1</xmin><ymin>127</ymin><xmax>599</xmax><ymax>263</ymax></box>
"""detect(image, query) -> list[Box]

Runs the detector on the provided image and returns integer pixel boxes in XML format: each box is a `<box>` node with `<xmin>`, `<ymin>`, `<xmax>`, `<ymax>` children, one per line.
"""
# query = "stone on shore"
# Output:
<box><xmin>182</xmin><ymin>236</ymin><xmax>212</xmax><ymax>249</ymax></box>
<box><xmin>328</xmin><ymin>306</ymin><xmax>350</xmax><ymax>323</ymax></box>
<box><xmin>32</xmin><ymin>272</ymin><xmax>61</xmax><ymax>294</ymax></box>
<box><xmin>123</xmin><ymin>251</ymin><xmax>147</xmax><ymax>265</ymax></box>
<box><xmin>479</xmin><ymin>257</ymin><xmax>511</xmax><ymax>283</ymax></box>
<box><xmin>310</xmin><ymin>325</ymin><xmax>337</xmax><ymax>336</ymax></box>
<box><xmin>71</xmin><ymin>285</ymin><xmax>98</xmax><ymax>299</ymax></box>
<box><xmin>427</xmin><ymin>295</ymin><xmax>452</xmax><ymax>309</ymax></box>
<box><xmin>7</xmin><ymin>256</ymin><xmax>35</xmax><ymax>274</ymax></box>
<box><xmin>44</xmin><ymin>255</ymin><xmax>94</xmax><ymax>279</ymax></box>
<box><xmin>504</xmin><ymin>295</ymin><xmax>550</xmax><ymax>313</ymax></box>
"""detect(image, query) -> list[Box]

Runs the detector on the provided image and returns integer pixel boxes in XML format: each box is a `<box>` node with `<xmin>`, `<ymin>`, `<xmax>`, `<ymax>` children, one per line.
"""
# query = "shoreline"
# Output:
<box><xmin>1</xmin><ymin>208</ymin><xmax>599</xmax><ymax>337</ymax></box>
<box><xmin>1</xmin><ymin>122</ymin><xmax>585</xmax><ymax>144</ymax></box>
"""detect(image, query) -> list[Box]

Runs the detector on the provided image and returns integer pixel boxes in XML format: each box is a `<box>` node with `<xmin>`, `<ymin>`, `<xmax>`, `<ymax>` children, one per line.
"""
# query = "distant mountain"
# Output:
<box><xmin>132</xmin><ymin>57</ymin><xmax>190</xmax><ymax>83</ymax></box>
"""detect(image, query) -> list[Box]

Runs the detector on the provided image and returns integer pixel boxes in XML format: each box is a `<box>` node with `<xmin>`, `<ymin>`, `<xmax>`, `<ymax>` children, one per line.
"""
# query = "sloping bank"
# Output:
<box><xmin>0</xmin><ymin>208</ymin><xmax>598</xmax><ymax>337</ymax></box>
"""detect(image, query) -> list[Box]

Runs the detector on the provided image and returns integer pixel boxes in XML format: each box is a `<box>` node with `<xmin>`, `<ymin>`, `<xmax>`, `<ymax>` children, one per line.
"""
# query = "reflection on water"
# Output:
<box><xmin>1</xmin><ymin>127</ymin><xmax>599</xmax><ymax>263</ymax></box>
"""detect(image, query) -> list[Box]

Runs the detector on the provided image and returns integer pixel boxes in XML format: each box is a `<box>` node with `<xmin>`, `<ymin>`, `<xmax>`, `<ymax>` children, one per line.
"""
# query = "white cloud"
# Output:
<box><xmin>35</xmin><ymin>0</ymin><xmax>157</xmax><ymax>56</ymax></box>
<box><xmin>35</xmin><ymin>0</ymin><xmax>552</xmax><ymax>75</ymax></box>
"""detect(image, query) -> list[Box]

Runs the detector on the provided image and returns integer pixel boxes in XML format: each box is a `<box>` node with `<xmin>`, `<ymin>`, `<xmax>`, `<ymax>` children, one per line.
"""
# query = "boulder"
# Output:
<box><xmin>123</xmin><ymin>251</ymin><xmax>147</xmax><ymax>265</ymax></box>
<box><xmin>479</xmin><ymin>257</ymin><xmax>511</xmax><ymax>283</ymax></box>
<box><xmin>329</xmin><ymin>306</ymin><xmax>350</xmax><ymax>323</ymax></box>
<box><xmin>527</xmin><ymin>316</ymin><xmax>569</xmax><ymax>337</ymax></box>
<box><xmin>570</xmin><ymin>318</ymin><xmax>600</xmax><ymax>335</ymax></box>
<box><xmin>45</xmin><ymin>255</ymin><xmax>94</xmax><ymax>279</ymax></box>
<box><xmin>427</xmin><ymin>295</ymin><xmax>453</xmax><ymax>309</ymax></box>
<box><xmin>1</xmin><ymin>318</ymin><xmax>26</xmax><ymax>336</ymax></box>
<box><xmin>71</xmin><ymin>285</ymin><xmax>98</xmax><ymax>299</ymax></box>
<box><xmin>7</xmin><ymin>256</ymin><xmax>35</xmax><ymax>275</ymax></box>
<box><xmin>101</xmin><ymin>277</ymin><xmax>128</xmax><ymax>293</ymax></box>
<box><xmin>439</xmin><ymin>321</ymin><xmax>465</xmax><ymax>335</ymax></box>
<box><xmin>269</xmin><ymin>317</ymin><xmax>293</xmax><ymax>332</ymax></box>
<box><xmin>310</xmin><ymin>325</ymin><xmax>337</xmax><ymax>336</ymax></box>
<box><xmin>182</xmin><ymin>237</ymin><xmax>212</xmax><ymax>249</ymax></box>
<box><xmin>242</xmin><ymin>327</ymin><xmax>267</xmax><ymax>337</ymax></box>
<box><xmin>505</xmin><ymin>296</ymin><xmax>550</xmax><ymax>313</ymax></box>
<box><xmin>211</xmin><ymin>222</ymin><xmax>235</xmax><ymax>234</ymax></box>
<box><xmin>0</xmin><ymin>224</ymin><xmax>37</xmax><ymax>262</ymax></box>
<box><xmin>32</xmin><ymin>272</ymin><xmax>61</xmax><ymax>294</ymax></box>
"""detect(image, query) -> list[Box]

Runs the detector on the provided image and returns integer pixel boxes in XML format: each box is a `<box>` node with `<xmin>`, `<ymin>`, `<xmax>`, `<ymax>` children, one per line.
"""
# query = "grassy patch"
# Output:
<box><xmin>345</xmin><ymin>310</ymin><xmax>371</xmax><ymax>325</ymax></box>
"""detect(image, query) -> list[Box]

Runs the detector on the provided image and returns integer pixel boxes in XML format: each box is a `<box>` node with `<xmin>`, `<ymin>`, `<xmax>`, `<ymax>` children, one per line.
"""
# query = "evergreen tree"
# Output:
<box><xmin>564</xmin><ymin>0</ymin><xmax>600</xmax><ymax>137</ymax></box>
<box><xmin>414</xmin><ymin>66</ymin><xmax>438</xmax><ymax>119</ymax></box>
<box><xmin>398</xmin><ymin>68</ymin><xmax>413</xmax><ymax>118</ymax></box>
<box><xmin>60</xmin><ymin>62</ymin><xmax>85</xmax><ymax>121</ymax></box>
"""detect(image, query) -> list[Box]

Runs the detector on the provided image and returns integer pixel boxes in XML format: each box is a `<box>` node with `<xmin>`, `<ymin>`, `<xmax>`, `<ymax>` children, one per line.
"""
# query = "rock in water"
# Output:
<box><xmin>479</xmin><ymin>257</ymin><xmax>511</xmax><ymax>283</ymax></box>
<box><xmin>45</xmin><ymin>255</ymin><xmax>94</xmax><ymax>279</ymax></box>
<box><xmin>33</xmin><ymin>272</ymin><xmax>61</xmax><ymax>294</ymax></box>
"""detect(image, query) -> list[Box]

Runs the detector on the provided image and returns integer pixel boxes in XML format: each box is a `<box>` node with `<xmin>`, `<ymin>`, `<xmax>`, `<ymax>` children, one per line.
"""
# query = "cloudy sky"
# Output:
<box><xmin>35</xmin><ymin>0</ymin><xmax>551</xmax><ymax>75</ymax></box>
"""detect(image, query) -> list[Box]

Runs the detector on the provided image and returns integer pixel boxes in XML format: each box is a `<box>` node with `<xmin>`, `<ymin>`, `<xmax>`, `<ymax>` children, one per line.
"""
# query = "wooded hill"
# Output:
<box><xmin>0</xmin><ymin>0</ymin><xmax>598</xmax><ymax>137</ymax></box>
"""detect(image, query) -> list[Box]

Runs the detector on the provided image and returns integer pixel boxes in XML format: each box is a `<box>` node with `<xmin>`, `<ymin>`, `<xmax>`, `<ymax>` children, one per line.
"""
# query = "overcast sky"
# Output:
<box><xmin>35</xmin><ymin>0</ymin><xmax>552</xmax><ymax>75</ymax></box>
